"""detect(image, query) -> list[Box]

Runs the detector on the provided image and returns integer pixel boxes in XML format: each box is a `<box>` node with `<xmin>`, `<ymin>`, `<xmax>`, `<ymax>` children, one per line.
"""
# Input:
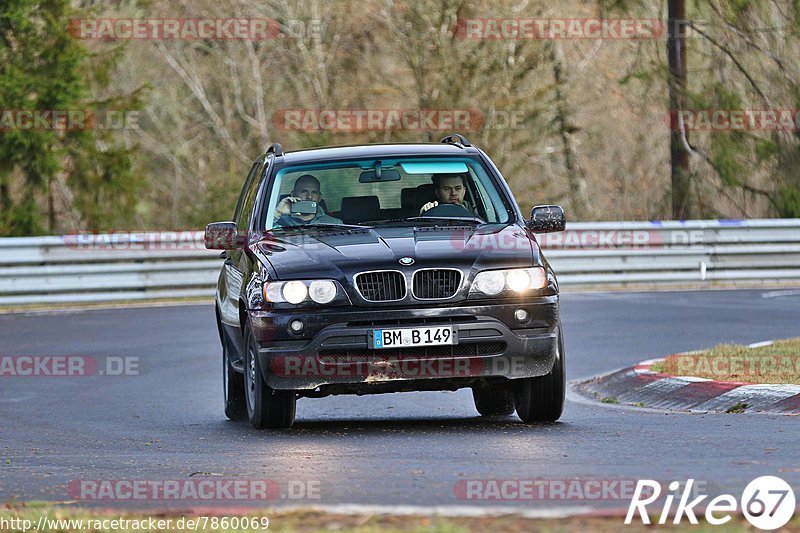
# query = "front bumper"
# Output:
<box><xmin>248</xmin><ymin>297</ymin><xmax>559</xmax><ymax>393</ymax></box>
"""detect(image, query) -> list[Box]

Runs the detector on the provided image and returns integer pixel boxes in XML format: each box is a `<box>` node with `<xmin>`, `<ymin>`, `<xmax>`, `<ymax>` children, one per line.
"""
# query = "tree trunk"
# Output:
<box><xmin>550</xmin><ymin>42</ymin><xmax>588</xmax><ymax>219</ymax></box>
<box><xmin>668</xmin><ymin>0</ymin><xmax>692</xmax><ymax>219</ymax></box>
<box><xmin>48</xmin><ymin>176</ymin><xmax>55</xmax><ymax>233</ymax></box>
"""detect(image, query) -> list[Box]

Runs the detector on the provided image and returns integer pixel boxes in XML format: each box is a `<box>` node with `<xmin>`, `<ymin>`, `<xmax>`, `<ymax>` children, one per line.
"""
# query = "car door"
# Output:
<box><xmin>220</xmin><ymin>160</ymin><xmax>264</xmax><ymax>360</ymax></box>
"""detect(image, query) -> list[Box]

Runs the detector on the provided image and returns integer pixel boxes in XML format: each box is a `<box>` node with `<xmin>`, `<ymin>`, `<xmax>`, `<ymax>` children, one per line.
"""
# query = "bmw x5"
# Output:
<box><xmin>206</xmin><ymin>134</ymin><xmax>567</xmax><ymax>428</ymax></box>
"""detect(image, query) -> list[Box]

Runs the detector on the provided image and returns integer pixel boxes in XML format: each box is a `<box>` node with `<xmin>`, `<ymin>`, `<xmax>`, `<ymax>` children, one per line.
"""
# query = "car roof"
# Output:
<box><xmin>279</xmin><ymin>143</ymin><xmax>480</xmax><ymax>164</ymax></box>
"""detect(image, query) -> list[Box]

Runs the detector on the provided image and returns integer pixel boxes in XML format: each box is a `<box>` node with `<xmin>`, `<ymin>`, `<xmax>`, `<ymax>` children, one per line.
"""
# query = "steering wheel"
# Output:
<box><xmin>420</xmin><ymin>203</ymin><xmax>480</xmax><ymax>219</ymax></box>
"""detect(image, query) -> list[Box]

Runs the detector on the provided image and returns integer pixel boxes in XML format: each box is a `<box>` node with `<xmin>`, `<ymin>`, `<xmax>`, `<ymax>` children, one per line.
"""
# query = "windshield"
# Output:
<box><xmin>264</xmin><ymin>157</ymin><xmax>511</xmax><ymax>230</ymax></box>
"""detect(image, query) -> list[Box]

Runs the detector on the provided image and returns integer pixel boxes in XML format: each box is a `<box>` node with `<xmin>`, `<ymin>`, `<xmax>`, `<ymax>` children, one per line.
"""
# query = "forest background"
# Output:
<box><xmin>1</xmin><ymin>0</ymin><xmax>799</xmax><ymax>236</ymax></box>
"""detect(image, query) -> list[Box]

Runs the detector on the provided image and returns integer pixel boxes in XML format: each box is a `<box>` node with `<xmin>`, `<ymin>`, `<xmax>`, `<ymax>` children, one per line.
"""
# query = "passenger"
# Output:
<box><xmin>273</xmin><ymin>174</ymin><xmax>342</xmax><ymax>226</ymax></box>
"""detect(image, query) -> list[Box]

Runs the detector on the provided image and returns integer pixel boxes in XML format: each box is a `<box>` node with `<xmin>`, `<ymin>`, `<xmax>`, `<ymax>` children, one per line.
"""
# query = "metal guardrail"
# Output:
<box><xmin>0</xmin><ymin>231</ymin><xmax>219</xmax><ymax>305</ymax></box>
<box><xmin>0</xmin><ymin>220</ymin><xmax>798</xmax><ymax>305</ymax></box>
<box><xmin>542</xmin><ymin>219</ymin><xmax>800</xmax><ymax>285</ymax></box>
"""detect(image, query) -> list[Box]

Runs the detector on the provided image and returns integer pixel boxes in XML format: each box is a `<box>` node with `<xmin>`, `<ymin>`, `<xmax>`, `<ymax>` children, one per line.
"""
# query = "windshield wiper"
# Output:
<box><xmin>404</xmin><ymin>216</ymin><xmax>484</xmax><ymax>224</ymax></box>
<box><xmin>358</xmin><ymin>219</ymin><xmax>407</xmax><ymax>226</ymax></box>
<box><xmin>360</xmin><ymin>217</ymin><xmax>483</xmax><ymax>227</ymax></box>
<box><xmin>270</xmin><ymin>223</ymin><xmax>371</xmax><ymax>232</ymax></box>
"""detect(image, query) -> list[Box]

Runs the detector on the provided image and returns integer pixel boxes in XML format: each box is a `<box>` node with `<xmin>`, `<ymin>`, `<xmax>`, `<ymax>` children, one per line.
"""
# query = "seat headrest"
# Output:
<box><xmin>340</xmin><ymin>196</ymin><xmax>380</xmax><ymax>223</ymax></box>
<box><xmin>414</xmin><ymin>183</ymin><xmax>436</xmax><ymax>209</ymax></box>
<box><xmin>401</xmin><ymin>188</ymin><xmax>416</xmax><ymax>210</ymax></box>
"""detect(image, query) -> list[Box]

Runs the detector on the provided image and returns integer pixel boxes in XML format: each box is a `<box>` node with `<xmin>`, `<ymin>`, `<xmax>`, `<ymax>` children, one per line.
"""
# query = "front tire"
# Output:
<box><xmin>514</xmin><ymin>325</ymin><xmax>565</xmax><ymax>423</ymax></box>
<box><xmin>472</xmin><ymin>385</ymin><xmax>515</xmax><ymax>416</ymax></box>
<box><xmin>243</xmin><ymin>323</ymin><xmax>296</xmax><ymax>429</ymax></box>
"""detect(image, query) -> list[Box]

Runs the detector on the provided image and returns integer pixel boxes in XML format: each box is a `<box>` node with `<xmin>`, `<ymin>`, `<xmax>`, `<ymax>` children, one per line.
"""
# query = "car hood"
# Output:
<box><xmin>253</xmin><ymin>223</ymin><xmax>539</xmax><ymax>281</ymax></box>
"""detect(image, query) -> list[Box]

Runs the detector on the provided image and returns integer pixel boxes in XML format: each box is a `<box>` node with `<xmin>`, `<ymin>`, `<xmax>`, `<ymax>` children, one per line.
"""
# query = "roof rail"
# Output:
<box><xmin>266</xmin><ymin>143</ymin><xmax>284</xmax><ymax>157</ymax></box>
<box><xmin>440</xmin><ymin>134</ymin><xmax>472</xmax><ymax>147</ymax></box>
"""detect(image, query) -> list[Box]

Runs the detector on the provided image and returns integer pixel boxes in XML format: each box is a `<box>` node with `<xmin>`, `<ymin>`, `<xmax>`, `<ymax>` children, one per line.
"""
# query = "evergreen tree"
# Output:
<box><xmin>0</xmin><ymin>0</ymin><xmax>142</xmax><ymax>236</ymax></box>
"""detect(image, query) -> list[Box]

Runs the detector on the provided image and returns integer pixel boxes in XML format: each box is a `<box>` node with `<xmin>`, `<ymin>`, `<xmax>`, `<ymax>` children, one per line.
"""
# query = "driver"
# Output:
<box><xmin>273</xmin><ymin>174</ymin><xmax>342</xmax><ymax>227</ymax></box>
<box><xmin>419</xmin><ymin>173</ymin><xmax>476</xmax><ymax>215</ymax></box>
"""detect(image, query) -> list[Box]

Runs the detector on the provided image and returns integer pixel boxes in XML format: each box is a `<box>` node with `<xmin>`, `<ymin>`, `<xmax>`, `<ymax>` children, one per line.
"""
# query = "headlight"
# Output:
<box><xmin>263</xmin><ymin>279</ymin><xmax>349</xmax><ymax>306</ymax></box>
<box><xmin>309</xmin><ymin>280</ymin><xmax>336</xmax><ymax>304</ymax></box>
<box><xmin>282</xmin><ymin>281</ymin><xmax>308</xmax><ymax>304</ymax></box>
<box><xmin>473</xmin><ymin>271</ymin><xmax>505</xmax><ymax>295</ymax></box>
<box><xmin>506</xmin><ymin>269</ymin><xmax>532</xmax><ymax>292</ymax></box>
<box><xmin>469</xmin><ymin>267</ymin><xmax>547</xmax><ymax>297</ymax></box>
<box><xmin>264</xmin><ymin>283</ymin><xmax>283</xmax><ymax>302</ymax></box>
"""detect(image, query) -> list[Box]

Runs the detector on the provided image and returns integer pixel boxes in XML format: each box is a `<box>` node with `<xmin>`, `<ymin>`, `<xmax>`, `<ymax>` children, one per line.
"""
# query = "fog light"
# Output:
<box><xmin>514</xmin><ymin>309</ymin><xmax>529</xmax><ymax>323</ymax></box>
<box><xmin>288</xmin><ymin>319</ymin><xmax>305</xmax><ymax>333</ymax></box>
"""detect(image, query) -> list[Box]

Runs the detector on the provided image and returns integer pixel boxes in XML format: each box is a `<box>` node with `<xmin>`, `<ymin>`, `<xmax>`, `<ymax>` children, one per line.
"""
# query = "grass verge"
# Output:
<box><xmin>650</xmin><ymin>338</ymin><xmax>800</xmax><ymax>384</ymax></box>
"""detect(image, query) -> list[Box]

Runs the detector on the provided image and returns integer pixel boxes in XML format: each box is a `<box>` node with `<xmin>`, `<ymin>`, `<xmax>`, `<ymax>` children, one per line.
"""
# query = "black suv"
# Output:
<box><xmin>206</xmin><ymin>135</ymin><xmax>566</xmax><ymax>428</ymax></box>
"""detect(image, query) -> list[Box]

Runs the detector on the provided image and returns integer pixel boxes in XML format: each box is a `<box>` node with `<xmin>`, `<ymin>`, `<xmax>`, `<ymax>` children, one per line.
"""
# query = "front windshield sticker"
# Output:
<box><xmin>400</xmin><ymin>161</ymin><xmax>469</xmax><ymax>174</ymax></box>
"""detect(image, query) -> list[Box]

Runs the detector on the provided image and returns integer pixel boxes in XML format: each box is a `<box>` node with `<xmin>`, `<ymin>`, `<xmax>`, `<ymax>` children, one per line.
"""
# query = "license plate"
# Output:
<box><xmin>372</xmin><ymin>326</ymin><xmax>456</xmax><ymax>349</ymax></box>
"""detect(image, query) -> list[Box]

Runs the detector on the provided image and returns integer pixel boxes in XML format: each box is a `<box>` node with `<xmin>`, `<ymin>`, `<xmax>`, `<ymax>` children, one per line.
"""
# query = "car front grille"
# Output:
<box><xmin>354</xmin><ymin>271</ymin><xmax>406</xmax><ymax>302</ymax></box>
<box><xmin>412</xmin><ymin>269</ymin><xmax>462</xmax><ymax>299</ymax></box>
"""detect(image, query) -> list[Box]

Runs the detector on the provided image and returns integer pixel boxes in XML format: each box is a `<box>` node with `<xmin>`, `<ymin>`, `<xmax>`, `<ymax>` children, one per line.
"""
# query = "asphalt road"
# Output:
<box><xmin>1</xmin><ymin>289</ymin><xmax>800</xmax><ymax>512</ymax></box>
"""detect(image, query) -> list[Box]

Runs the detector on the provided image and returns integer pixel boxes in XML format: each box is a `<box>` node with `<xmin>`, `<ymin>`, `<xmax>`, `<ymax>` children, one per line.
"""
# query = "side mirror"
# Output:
<box><xmin>527</xmin><ymin>205</ymin><xmax>566</xmax><ymax>233</ymax></box>
<box><xmin>204</xmin><ymin>221</ymin><xmax>244</xmax><ymax>250</ymax></box>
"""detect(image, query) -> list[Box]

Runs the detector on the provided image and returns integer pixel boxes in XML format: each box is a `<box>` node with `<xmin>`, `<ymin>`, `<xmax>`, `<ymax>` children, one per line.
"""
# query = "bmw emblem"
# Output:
<box><xmin>399</xmin><ymin>257</ymin><xmax>415</xmax><ymax>266</ymax></box>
